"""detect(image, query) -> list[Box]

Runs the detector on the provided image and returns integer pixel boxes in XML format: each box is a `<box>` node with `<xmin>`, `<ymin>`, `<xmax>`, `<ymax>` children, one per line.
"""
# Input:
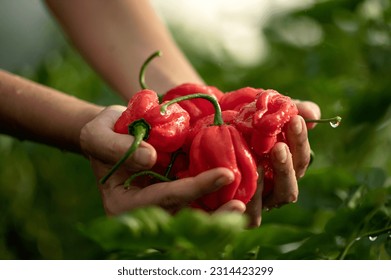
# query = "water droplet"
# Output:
<box><xmin>329</xmin><ymin>120</ymin><xmax>340</xmax><ymax>128</ymax></box>
<box><xmin>369</xmin><ymin>236</ymin><xmax>377</xmax><ymax>241</ymax></box>
<box><xmin>355</xmin><ymin>237</ymin><xmax>361</xmax><ymax>241</ymax></box>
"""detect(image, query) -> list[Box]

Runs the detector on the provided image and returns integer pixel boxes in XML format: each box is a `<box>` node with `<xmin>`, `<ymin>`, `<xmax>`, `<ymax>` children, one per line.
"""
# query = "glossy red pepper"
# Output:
<box><xmin>189</xmin><ymin>124</ymin><xmax>258</xmax><ymax>210</ymax></box>
<box><xmin>114</xmin><ymin>89</ymin><xmax>158</xmax><ymax>134</ymax></box>
<box><xmin>100</xmin><ymin>89</ymin><xmax>190</xmax><ymax>184</ymax></box>
<box><xmin>221</xmin><ymin>89</ymin><xmax>296</xmax><ymax>199</ymax></box>
<box><xmin>162</xmin><ymin>94</ymin><xmax>258</xmax><ymax>211</ymax></box>
<box><xmin>162</xmin><ymin>83</ymin><xmax>224</xmax><ymax>124</ymax></box>
<box><xmin>235</xmin><ymin>89</ymin><xmax>298</xmax><ymax>155</ymax></box>
<box><xmin>183</xmin><ymin>110</ymin><xmax>238</xmax><ymax>152</ymax></box>
<box><xmin>114</xmin><ymin>89</ymin><xmax>190</xmax><ymax>153</ymax></box>
<box><xmin>219</xmin><ymin>87</ymin><xmax>261</xmax><ymax>111</ymax></box>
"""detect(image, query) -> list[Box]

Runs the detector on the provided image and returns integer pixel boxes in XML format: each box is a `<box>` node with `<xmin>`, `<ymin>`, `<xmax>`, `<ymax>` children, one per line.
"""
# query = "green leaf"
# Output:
<box><xmin>231</xmin><ymin>224</ymin><xmax>312</xmax><ymax>259</ymax></box>
<box><xmin>170</xmin><ymin>209</ymin><xmax>247</xmax><ymax>259</ymax></box>
<box><xmin>80</xmin><ymin>207</ymin><xmax>249</xmax><ymax>260</ymax></box>
<box><xmin>79</xmin><ymin>207</ymin><xmax>174</xmax><ymax>253</ymax></box>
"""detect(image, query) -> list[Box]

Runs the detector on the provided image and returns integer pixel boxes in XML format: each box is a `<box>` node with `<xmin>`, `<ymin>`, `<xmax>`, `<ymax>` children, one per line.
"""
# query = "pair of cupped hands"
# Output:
<box><xmin>80</xmin><ymin>100</ymin><xmax>320</xmax><ymax>227</ymax></box>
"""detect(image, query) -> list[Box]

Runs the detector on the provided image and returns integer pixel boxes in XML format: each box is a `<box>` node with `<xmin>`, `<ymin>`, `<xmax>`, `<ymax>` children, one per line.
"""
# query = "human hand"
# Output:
<box><xmin>245</xmin><ymin>101</ymin><xmax>321</xmax><ymax>227</ymax></box>
<box><xmin>94</xmin><ymin>164</ymin><xmax>245</xmax><ymax>216</ymax></box>
<box><xmin>80</xmin><ymin>106</ymin><xmax>246</xmax><ymax>215</ymax></box>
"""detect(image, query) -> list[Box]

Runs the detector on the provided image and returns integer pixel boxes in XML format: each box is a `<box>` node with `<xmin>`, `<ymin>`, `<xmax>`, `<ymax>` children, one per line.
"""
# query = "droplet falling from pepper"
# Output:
<box><xmin>329</xmin><ymin>120</ymin><xmax>341</xmax><ymax>128</ymax></box>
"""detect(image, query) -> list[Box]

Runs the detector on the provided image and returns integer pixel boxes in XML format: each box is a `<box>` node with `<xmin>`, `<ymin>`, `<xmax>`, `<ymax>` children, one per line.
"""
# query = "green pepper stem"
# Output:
<box><xmin>164</xmin><ymin>149</ymin><xmax>184</xmax><ymax>178</ymax></box>
<box><xmin>99</xmin><ymin>123</ymin><xmax>148</xmax><ymax>184</ymax></box>
<box><xmin>160</xmin><ymin>93</ymin><xmax>224</xmax><ymax>126</ymax></box>
<box><xmin>305</xmin><ymin>116</ymin><xmax>342</xmax><ymax>124</ymax></box>
<box><xmin>139</xmin><ymin>50</ymin><xmax>162</xmax><ymax>90</ymax></box>
<box><xmin>124</xmin><ymin>170</ymin><xmax>172</xmax><ymax>188</ymax></box>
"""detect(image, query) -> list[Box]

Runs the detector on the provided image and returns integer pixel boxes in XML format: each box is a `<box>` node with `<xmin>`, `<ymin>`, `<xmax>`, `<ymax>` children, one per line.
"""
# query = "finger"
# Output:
<box><xmin>91</xmin><ymin>157</ymin><xmax>131</xmax><ymax>188</ymax></box>
<box><xmin>263</xmin><ymin>142</ymin><xmax>298</xmax><ymax>210</ymax></box>
<box><xmin>80</xmin><ymin>106</ymin><xmax>157</xmax><ymax>171</ymax></box>
<box><xmin>294</xmin><ymin>100</ymin><xmax>321</xmax><ymax>129</ymax></box>
<box><xmin>245</xmin><ymin>167</ymin><xmax>264</xmax><ymax>227</ymax></box>
<box><xmin>141</xmin><ymin>167</ymin><xmax>235</xmax><ymax>211</ymax></box>
<box><xmin>285</xmin><ymin>115</ymin><xmax>311</xmax><ymax>179</ymax></box>
<box><xmin>215</xmin><ymin>200</ymin><xmax>246</xmax><ymax>214</ymax></box>
<box><xmin>91</xmin><ymin>158</ymin><xmax>139</xmax><ymax>216</ymax></box>
<box><xmin>102</xmin><ymin>167</ymin><xmax>235</xmax><ymax>215</ymax></box>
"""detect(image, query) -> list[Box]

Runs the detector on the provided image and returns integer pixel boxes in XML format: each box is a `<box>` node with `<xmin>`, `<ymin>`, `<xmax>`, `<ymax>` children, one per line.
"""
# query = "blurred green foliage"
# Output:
<box><xmin>1</xmin><ymin>0</ymin><xmax>390</xmax><ymax>259</ymax></box>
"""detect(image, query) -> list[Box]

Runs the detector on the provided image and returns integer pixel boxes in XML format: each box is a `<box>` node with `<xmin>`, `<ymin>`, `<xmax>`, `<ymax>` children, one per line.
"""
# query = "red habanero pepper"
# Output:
<box><xmin>161</xmin><ymin>94</ymin><xmax>258</xmax><ymax>211</ymax></box>
<box><xmin>100</xmin><ymin>89</ymin><xmax>190</xmax><ymax>184</ymax></box>
<box><xmin>234</xmin><ymin>89</ymin><xmax>279</xmax><ymax>136</ymax></box>
<box><xmin>113</xmin><ymin>89</ymin><xmax>159</xmax><ymax>134</ymax></box>
<box><xmin>253</xmin><ymin>89</ymin><xmax>298</xmax><ymax>135</ymax></box>
<box><xmin>151</xmin><ymin>109</ymin><xmax>237</xmax><ymax>183</ymax></box>
<box><xmin>232</xmin><ymin>101</ymin><xmax>258</xmax><ymax>137</ymax></box>
<box><xmin>182</xmin><ymin>110</ymin><xmax>238</xmax><ymax>152</ymax></box>
<box><xmin>231</xmin><ymin>89</ymin><xmax>297</xmax><ymax>198</ymax></box>
<box><xmin>189</xmin><ymin>124</ymin><xmax>258</xmax><ymax>211</ymax></box>
<box><xmin>235</xmin><ymin>89</ymin><xmax>298</xmax><ymax>156</ymax></box>
<box><xmin>251</xmin><ymin>90</ymin><xmax>298</xmax><ymax>155</ymax></box>
<box><xmin>113</xmin><ymin>89</ymin><xmax>190</xmax><ymax>153</ymax></box>
<box><xmin>219</xmin><ymin>87</ymin><xmax>262</xmax><ymax>111</ymax></box>
<box><xmin>162</xmin><ymin>83</ymin><xmax>224</xmax><ymax>124</ymax></box>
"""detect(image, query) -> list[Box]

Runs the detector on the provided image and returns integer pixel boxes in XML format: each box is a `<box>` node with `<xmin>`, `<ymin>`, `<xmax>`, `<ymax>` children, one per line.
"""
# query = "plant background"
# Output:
<box><xmin>0</xmin><ymin>0</ymin><xmax>390</xmax><ymax>260</ymax></box>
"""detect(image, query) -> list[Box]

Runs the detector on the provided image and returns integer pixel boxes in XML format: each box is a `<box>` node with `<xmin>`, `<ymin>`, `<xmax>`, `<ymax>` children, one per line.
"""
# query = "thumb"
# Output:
<box><xmin>80</xmin><ymin>105</ymin><xmax>157</xmax><ymax>171</ymax></box>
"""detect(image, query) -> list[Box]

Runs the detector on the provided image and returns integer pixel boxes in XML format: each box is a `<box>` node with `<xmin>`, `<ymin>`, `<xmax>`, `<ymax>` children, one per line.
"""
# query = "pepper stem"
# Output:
<box><xmin>305</xmin><ymin>116</ymin><xmax>342</xmax><ymax>124</ymax></box>
<box><xmin>139</xmin><ymin>50</ymin><xmax>162</xmax><ymax>90</ymax></box>
<box><xmin>99</xmin><ymin>120</ymin><xmax>150</xmax><ymax>184</ymax></box>
<box><xmin>160</xmin><ymin>93</ymin><xmax>224</xmax><ymax>126</ymax></box>
<box><xmin>164</xmin><ymin>149</ymin><xmax>185</xmax><ymax>178</ymax></box>
<box><xmin>124</xmin><ymin>170</ymin><xmax>172</xmax><ymax>188</ymax></box>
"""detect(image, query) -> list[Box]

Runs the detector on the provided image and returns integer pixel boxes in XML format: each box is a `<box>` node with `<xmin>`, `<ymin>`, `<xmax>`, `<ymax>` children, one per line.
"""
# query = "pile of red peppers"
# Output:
<box><xmin>100</xmin><ymin>51</ymin><xmax>322</xmax><ymax>211</ymax></box>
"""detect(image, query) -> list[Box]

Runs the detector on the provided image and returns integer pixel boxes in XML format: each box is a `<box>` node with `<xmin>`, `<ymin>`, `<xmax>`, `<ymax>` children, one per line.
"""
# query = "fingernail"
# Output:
<box><xmin>291</xmin><ymin>116</ymin><xmax>303</xmax><ymax>135</ymax></box>
<box><xmin>289</xmin><ymin>193</ymin><xmax>298</xmax><ymax>203</ymax></box>
<box><xmin>275</xmin><ymin>144</ymin><xmax>288</xmax><ymax>164</ymax></box>
<box><xmin>214</xmin><ymin>171</ymin><xmax>235</xmax><ymax>187</ymax></box>
<box><xmin>224</xmin><ymin>201</ymin><xmax>246</xmax><ymax>213</ymax></box>
<box><xmin>133</xmin><ymin>147</ymin><xmax>154</xmax><ymax>168</ymax></box>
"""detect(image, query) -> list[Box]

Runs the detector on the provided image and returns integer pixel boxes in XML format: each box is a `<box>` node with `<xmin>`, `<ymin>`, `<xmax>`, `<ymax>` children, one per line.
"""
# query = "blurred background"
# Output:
<box><xmin>0</xmin><ymin>0</ymin><xmax>390</xmax><ymax>259</ymax></box>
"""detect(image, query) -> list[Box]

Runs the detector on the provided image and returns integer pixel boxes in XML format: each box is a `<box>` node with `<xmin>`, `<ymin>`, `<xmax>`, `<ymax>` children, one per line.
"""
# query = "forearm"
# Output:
<box><xmin>0</xmin><ymin>70</ymin><xmax>103</xmax><ymax>153</ymax></box>
<box><xmin>44</xmin><ymin>0</ymin><xmax>203</xmax><ymax>100</ymax></box>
